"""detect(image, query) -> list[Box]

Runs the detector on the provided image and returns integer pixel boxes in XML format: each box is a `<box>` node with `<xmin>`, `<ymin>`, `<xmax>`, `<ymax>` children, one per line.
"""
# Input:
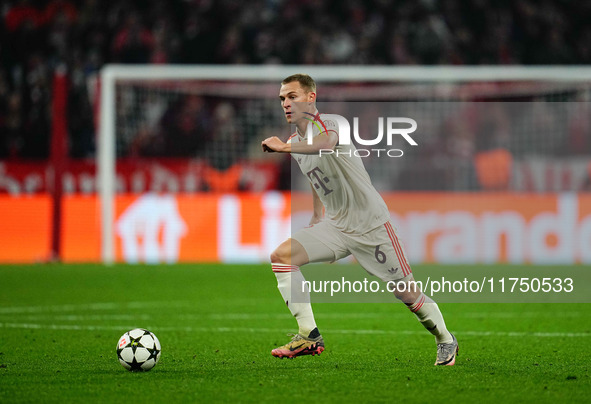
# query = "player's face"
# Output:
<box><xmin>279</xmin><ymin>81</ymin><xmax>316</xmax><ymax>124</ymax></box>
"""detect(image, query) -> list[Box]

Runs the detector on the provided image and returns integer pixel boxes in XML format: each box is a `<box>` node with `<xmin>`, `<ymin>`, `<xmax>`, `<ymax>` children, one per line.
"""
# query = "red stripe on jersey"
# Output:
<box><xmin>287</xmin><ymin>133</ymin><xmax>297</xmax><ymax>141</ymax></box>
<box><xmin>384</xmin><ymin>223</ymin><xmax>405</xmax><ymax>275</ymax></box>
<box><xmin>313</xmin><ymin>112</ymin><xmax>330</xmax><ymax>136</ymax></box>
<box><xmin>385</xmin><ymin>222</ymin><xmax>411</xmax><ymax>277</ymax></box>
<box><xmin>387</xmin><ymin>222</ymin><xmax>411</xmax><ymax>276</ymax></box>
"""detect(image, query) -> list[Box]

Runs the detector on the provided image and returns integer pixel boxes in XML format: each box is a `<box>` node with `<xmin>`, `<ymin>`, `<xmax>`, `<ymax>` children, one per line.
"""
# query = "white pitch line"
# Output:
<box><xmin>0</xmin><ymin>314</ymin><xmax>154</xmax><ymax>322</ymax></box>
<box><xmin>0</xmin><ymin>311</ymin><xmax>583</xmax><ymax>322</ymax></box>
<box><xmin>0</xmin><ymin>323</ymin><xmax>128</xmax><ymax>331</ymax></box>
<box><xmin>0</xmin><ymin>302</ymin><xmax>583</xmax><ymax>320</ymax></box>
<box><xmin>0</xmin><ymin>301</ymin><xmax>194</xmax><ymax>314</ymax></box>
<box><xmin>0</xmin><ymin>322</ymin><xmax>588</xmax><ymax>338</ymax></box>
<box><xmin>200</xmin><ymin>313</ymin><xmax>390</xmax><ymax>320</ymax></box>
<box><xmin>182</xmin><ymin>311</ymin><xmax>585</xmax><ymax>320</ymax></box>
<box><xmin>0</xmin><ymin>302</ymin><xmax>123</xmax><ymax>314</ymax></box>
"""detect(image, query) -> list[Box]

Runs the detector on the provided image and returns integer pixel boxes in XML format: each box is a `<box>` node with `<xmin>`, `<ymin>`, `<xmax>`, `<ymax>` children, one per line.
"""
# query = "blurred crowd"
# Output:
<box><xmin>0</xmin><ymin>0</ymin><xmax>590</xmax><ymax>165</ymax></box>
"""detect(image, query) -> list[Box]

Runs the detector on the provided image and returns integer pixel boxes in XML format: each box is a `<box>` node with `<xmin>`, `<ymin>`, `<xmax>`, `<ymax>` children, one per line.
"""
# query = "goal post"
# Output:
<box><xmin>99</xmin><ymin>65</ymin><xmax>591</xmax><ymax>264</ymax></box>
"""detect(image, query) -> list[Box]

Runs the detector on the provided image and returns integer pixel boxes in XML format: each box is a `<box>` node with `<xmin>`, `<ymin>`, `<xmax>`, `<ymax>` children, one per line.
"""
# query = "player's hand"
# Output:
<box><xmin>309</xmin><ymin>214</ymin><xmax>322</xmax><ymax>226</ymax></box>
<box><xmin>261</xmin><ymin>136</ymin><xmax>285</xmax><ymax>153</ymax></box>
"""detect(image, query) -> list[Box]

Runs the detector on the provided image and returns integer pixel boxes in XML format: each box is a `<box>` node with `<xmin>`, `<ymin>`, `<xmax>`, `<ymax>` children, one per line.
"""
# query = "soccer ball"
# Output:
<box><xmin>116</xmin><ymin>328</ymin><xmax>161</xmax><ymax>371</ymax></box>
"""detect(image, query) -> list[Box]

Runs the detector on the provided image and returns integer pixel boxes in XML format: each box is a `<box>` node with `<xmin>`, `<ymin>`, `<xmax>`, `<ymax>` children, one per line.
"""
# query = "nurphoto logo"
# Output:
<box><xmin>303</xmin><ymin>112</ymin><xmax>418</xmax><ymax>158</ymax></box>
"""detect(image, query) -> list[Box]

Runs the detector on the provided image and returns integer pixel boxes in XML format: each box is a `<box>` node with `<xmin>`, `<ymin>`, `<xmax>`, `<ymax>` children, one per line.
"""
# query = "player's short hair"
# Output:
<box><xmin>281</xmin><ymin>74</ymin><xmax>316</xmax><ymax>93</ymax></box>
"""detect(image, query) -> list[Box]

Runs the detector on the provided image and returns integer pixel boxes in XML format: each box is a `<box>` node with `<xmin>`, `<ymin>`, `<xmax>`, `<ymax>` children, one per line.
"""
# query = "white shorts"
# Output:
<box><xmin>292</xmin><ymin>220</ymin><xmax>412</xmax><ymax>282</ymax></box>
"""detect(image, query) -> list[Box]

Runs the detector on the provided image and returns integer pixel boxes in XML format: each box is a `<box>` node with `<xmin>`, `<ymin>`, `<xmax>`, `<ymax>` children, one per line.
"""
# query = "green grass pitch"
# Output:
<box><xmin>0</xmin><ymin>263</ymin><xmax>589</xmax><ymax>403</ymax></box>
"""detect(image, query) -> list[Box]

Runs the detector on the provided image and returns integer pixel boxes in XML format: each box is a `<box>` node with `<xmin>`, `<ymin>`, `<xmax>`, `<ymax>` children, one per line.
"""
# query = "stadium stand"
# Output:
<box><xmin>1</xmin><ymin>0</ymin><xmax>590</xmax><ymax>191</ymax></box>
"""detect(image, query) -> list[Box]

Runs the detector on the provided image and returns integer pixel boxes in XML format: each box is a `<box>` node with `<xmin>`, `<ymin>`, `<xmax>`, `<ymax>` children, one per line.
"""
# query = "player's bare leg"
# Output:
<box><xmin>270</xmin><ymin>238</ymin><xmax>324</xmax><ymax>358</ymax></box>
<box><xmin>391</xmin><ymin>276</ymin><xmax>458</xmax><ymax>366</ymax></box>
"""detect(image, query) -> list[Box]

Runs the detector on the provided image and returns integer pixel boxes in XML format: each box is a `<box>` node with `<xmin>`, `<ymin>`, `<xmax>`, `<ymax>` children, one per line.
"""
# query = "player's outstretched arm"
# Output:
<box><xmin>262</xmin><ymin>131</ymin><xmax>337</xmax><ymax>155</ymax></box>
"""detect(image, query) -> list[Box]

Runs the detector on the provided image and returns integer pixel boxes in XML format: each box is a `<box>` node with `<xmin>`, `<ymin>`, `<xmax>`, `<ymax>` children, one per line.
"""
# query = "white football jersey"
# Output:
<box><xmin>289</xmin><ymin>113</ymin><xmax>390</xmax><ymax>234</ymax></box>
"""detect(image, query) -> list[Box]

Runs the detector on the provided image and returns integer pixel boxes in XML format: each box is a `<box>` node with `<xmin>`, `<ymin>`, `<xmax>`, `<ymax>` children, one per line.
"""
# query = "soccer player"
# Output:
<box><xmin>261</xmin><ymin>74</ymin><xmax>458</xmax><ymax>366</ymax></box>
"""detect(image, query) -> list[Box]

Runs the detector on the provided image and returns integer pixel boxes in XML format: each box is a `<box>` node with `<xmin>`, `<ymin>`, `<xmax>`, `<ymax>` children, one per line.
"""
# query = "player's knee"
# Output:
<box><xmin>391</xmin><ymin>277</ymin><xmax>422</xmax><ymax>304</ymax></box>
<box><xmin>270</xmin><ymin>242</ymin><xmax>291</xmax><ymax>265</ymax></box>
<box><xmin>393</xmin><ymin>288</ymin><xmax>417</xmax><ymax>304</ymax></box>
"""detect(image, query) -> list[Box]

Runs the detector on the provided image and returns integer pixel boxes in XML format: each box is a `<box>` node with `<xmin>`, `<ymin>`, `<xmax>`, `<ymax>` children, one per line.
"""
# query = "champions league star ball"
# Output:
<box><xmin>116</xmin><ymin>329</ymin><xmax>161</xmax><ymax>371</ymax></box>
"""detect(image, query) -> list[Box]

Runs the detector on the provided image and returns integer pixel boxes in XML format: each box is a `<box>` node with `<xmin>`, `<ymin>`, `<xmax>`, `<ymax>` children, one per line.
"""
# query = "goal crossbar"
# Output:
<box><xmin>99</xmin><ymin>65</ymin><xmax>591</xmax><ymax>264</ymax></box>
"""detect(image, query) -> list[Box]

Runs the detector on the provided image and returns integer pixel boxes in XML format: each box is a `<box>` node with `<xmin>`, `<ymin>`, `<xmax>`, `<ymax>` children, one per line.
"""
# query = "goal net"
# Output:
<box><xmin>99</xmin><ymin>65</ymin><xmax>591</xmax><ymax>263</ymax></box>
